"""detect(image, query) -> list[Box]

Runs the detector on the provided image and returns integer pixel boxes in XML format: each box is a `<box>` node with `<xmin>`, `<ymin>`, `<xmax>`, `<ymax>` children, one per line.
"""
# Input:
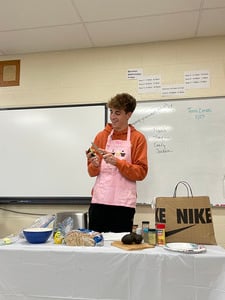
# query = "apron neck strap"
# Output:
<box><xmin>109</xmin><ymin>126</ymin><xmax>131</xmax><ymax>141</ymax></box>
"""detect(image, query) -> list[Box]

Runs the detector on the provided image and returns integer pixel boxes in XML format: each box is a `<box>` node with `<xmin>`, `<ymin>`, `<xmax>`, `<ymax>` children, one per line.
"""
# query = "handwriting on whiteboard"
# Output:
<box><xmin>152</xmin><ymin>127</ymin><xmax>173</xmax><ymax>154</ymax></box>
<box><xmin>132</xmin><ymin>102</ymin><xmax>174</xmax><ymax>125</ymax></box>
<box><xmin>187</xmin><ymin>107</ymin><xmax>212</xmax><ymax>120</ymax></box>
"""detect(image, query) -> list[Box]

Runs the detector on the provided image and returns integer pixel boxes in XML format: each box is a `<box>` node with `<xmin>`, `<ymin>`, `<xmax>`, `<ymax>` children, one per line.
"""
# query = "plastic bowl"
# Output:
<box><xmin>23</xmin><ymin>228</ymin><xmax>53</xmax><ymax>244</ymax></box>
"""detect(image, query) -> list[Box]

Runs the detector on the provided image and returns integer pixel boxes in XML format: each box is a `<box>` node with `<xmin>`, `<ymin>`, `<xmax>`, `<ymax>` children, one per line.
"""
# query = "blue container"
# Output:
<box><xmin>23</xmin><ymin>228</ymin><xmax>52</xmax><ymax>244</ymax></box>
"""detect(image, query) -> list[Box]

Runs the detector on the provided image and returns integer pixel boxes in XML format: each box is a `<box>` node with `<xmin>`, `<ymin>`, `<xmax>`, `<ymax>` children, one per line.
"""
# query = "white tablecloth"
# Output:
<box><xmin>0</xmin><ymin>239</ymin><xmax>225</xmax><ymax>300</ymax></box>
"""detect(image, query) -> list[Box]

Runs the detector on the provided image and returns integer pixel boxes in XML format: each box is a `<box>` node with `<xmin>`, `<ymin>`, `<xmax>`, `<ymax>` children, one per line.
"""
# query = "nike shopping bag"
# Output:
<box><xmin>155</xmin><ymin>181</ymin><xmax>217</xmax><ymax>245</ymax></box>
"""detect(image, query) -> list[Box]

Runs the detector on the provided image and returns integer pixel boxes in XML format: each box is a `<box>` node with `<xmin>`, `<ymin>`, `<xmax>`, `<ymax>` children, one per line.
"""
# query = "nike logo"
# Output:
<box><xmin>165</xmin><ymin>224</ymin><xmax>195</xmax><ymax>237</ymax></box>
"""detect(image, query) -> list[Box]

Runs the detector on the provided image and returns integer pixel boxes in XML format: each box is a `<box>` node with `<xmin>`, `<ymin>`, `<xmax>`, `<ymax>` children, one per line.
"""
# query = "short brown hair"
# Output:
<box><xmin>107</xmin><ymin>93</ymin><xmax>136</xmax><ymax>113</ymax></box>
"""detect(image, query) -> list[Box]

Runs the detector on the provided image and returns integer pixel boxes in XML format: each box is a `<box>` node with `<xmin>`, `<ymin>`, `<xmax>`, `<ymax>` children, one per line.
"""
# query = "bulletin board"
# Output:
<box><xmin>129</xmin><ymin>96</ymin><xmax>225</xmax><ymax>207</ymax></box>
<box><xmin>0</xmin><ymin>104</ymin><xmax>106</xmax><ymax>204</ymax></box>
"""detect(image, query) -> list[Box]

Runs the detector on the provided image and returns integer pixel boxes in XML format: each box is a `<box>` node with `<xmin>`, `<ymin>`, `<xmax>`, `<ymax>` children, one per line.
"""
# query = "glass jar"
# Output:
<box><xmin>148</xmin><ymin>229</ymin><xmax>156</xmax><ymax>245</ymax></box>
<box><xmin>142</xmin><ymin>221</ymin><xmax>150</xmax><ymax>243</ymax></box>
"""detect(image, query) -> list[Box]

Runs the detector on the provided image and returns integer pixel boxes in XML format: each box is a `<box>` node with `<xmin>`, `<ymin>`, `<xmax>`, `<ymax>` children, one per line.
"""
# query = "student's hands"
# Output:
<box><xmin>86</xmin><ymin>149</ymin><xmax>100</xmax><ymax>167</ymax></box>
<box><xmin>86</xmin><ymin>147</ymin><xmax>116</xmax><ymax>167</ymax></box>
<box><xmin>90</xmin><ymin>155</ymin><xmax>100</xmax><ymax>167</ymax></box>
<box><xmin>103</xmin><ymin>152</ymin><xmax>116</xmax><ymax>166</ymax></box>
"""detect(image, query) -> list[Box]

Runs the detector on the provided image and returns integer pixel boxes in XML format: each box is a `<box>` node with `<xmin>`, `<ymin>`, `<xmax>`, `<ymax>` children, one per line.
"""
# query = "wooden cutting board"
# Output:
<box><xmin>111</xmin><ymin>240</ymin><xmax>155</xmax><ymax>251</ymax></box>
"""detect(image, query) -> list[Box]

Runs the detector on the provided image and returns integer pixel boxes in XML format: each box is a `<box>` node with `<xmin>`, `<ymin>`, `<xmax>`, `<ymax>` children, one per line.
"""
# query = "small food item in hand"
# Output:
<box><xmin>87</xmin><ymin>148</ymin><xmax>96</xmax><ymax>157</ymax></box>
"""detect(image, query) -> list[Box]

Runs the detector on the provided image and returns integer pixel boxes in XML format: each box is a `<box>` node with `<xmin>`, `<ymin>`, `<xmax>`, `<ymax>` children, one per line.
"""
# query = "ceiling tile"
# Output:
<box><xmin>73</xmin><ymin>0</ymin><xmax>202</xmax><ymax>22</ymax></box>
<box><xmin>202</xmin><ymin>0</ymin><xmax>225</xmax><ymax>9</ymax></box>
<box><xmin>198</xmin><ymin>7</ymin><xmax>225</xmax><ymax>36</ymax></box>
<box><xmin>0</xmin><ymin>24</ymin><xmax>92</xmax><ymax>55</ymax></box>
<box><xmin>86</xmin><ymin>11</ymin><xmax>199</xmax><ymax>47</ymax></box>
<box><xmin>0</xmin><ymin>0</ymin><xmax>81</xmax><ymax>31</ymax></box>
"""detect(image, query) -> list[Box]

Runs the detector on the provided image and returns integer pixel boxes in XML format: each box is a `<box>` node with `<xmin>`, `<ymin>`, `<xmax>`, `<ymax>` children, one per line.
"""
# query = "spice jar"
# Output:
<box><xmin>156</xmin><ymin>223</ymin><xmax>166</xmax><ymax>246</ymax></box>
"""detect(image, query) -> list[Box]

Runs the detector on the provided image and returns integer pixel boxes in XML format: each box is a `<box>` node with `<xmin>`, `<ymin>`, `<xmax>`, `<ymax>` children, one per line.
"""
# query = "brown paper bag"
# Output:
<box><xmin>155</xmin><ymin>181</ymin><xmax>217</xmax><ymax>245</ymax></box>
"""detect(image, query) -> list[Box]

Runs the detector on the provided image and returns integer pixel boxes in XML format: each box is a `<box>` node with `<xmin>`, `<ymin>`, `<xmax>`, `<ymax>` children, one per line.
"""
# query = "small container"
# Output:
<box><xmin>156</xmin><ymin>223</ymin><xmax>166</xmax><ymax>246</ymax></box>
<box><xmin>148</xmin><ymin>229</ymin><xmax>156</xmax><ymax>245</ymax></box>
<box><xmin>142</xmin><ymin>221</ymin><xmax>150</xmax><ymax>234</ymax></box>
<box><xmin>142</xmin><ymin>221</ymin><xmax>150</xmax><ymax>243</ymax></box>
<box><xmin>132</xmin><ymin>224</ymin><xmax>138</xmax><ymax>233</ymax></box>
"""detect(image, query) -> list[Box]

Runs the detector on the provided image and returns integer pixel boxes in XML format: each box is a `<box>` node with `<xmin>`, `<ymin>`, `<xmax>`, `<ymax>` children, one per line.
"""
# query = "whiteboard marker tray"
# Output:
<box><xmin>164</xmin><ymin>243</ymin><xmax>206</xmax><ymax>254</ymax></box>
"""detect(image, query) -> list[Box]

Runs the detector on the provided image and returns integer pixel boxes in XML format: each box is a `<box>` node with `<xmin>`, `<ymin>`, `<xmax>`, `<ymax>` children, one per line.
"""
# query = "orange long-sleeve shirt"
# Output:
<box><xmin>87</xmin><ymin>123</ymin><xmax>148</xmax><ymax>181</ymax></box>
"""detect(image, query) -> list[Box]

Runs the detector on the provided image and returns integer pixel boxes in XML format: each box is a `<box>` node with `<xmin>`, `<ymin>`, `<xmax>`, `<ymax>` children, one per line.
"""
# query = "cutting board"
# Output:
<box><xmin>111</xmin><ymin>240</ymin><xmax>154</xmax><ymax>251</ymax></box>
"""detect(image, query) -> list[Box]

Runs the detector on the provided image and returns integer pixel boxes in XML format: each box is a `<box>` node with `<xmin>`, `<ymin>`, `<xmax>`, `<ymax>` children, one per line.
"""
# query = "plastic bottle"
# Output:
<box><xmin>0</xmin><ymin>234</ymin><xmax>19</xmax><ymax>246</ymax></box>
<box><xmin>156</xmin><ymin>223</ymin><xmax>166</xmax><ymax>246</ymax></box>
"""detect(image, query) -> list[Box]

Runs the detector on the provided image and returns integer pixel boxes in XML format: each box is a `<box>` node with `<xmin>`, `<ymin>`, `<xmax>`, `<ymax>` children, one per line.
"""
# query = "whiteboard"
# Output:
<box><xmin>129</xmin><ymin>97</ymin><xmax>225</xmax><ymax>206</ymax></box>
<box><xmin>0</xmin><ymin>104</ymin><xmax>106</xmax><ymax>204</ymax></box>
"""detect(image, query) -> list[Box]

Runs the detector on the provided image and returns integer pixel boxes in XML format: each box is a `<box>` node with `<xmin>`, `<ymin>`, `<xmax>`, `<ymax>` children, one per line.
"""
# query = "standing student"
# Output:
<box><xmin>86</xmin><ymin>93</ymin><xmax>148</xmax><ymax>233</ymax></box>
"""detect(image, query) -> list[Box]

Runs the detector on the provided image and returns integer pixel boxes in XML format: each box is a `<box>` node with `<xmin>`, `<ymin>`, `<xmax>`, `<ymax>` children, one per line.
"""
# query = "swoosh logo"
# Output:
<box><xmin>165</xmin><ymin>224</ymin><xmax>195</xmax><ymax>237</ymax></box>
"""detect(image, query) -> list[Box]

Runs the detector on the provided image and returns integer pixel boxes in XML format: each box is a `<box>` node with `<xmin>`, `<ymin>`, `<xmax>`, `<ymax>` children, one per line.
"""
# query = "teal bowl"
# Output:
<box><xmin>23</xmin><ymin>228</ymin><xmax>52</xmax><ymax>244</ymax></box>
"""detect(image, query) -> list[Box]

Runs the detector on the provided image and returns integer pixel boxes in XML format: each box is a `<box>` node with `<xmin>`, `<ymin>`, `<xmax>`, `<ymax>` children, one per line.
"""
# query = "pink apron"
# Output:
<box><xmin>92</xmin><ymin>126</ymin><xmax>137</xmax><ymax>208</ymax></box>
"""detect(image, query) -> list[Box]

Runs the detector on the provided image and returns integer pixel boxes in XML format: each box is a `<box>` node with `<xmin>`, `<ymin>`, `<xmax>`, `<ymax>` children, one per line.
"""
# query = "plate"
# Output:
<box><xmin>164</xmin><ymin>242</ymin><xmax>206</xmax><ymax>254</ymax></box>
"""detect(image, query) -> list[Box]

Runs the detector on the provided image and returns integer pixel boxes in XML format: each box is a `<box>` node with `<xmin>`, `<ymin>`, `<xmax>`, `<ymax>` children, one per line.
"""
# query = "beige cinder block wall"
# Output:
<box><xmin>0</xmin><ymin>36</ymin><xmax>225</xmax><ymax>246</ymax></box>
